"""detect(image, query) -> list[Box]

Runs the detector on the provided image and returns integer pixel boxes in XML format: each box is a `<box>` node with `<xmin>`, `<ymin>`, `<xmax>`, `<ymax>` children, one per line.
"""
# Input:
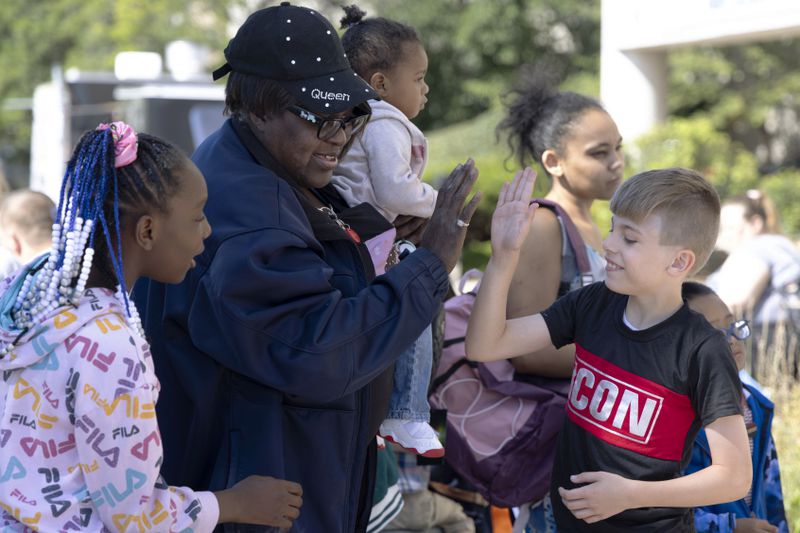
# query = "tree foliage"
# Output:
<box><xmin>669</xmin><ymin>40</ymin><xmax>800</xmax><ymax>173</ymax></box>
<box><xmin>376</xmin><ymin>0</ymin><xmax>600</xmax><ymax>131</ymax></box>
<box><xmin>629</xmin><ymin>116</ymin><xmax>760</xmax><ymax>197</ymax></box>
<box><xmin>632</xmin><ymin>40</ymin><xmax>800</xmax><ymax>236</ymax></box>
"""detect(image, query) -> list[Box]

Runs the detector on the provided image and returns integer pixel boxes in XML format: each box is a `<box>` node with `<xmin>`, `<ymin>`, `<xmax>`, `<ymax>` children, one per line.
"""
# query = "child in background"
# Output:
<box><xmin>334</xmin><ymin>5</ymin><xmax>441</xmax><ymax>457</ymax></box>
<box><xmin>466</xmin><ymin>168</ymin><xmax>751</xmax><ymax>531</ymax></box>
<box><xmin>682</xmin><ymin>281</ymin><xmax>788</xmax><ymax>533</ymax></box>
<box><xmin>0</xmin><ymin>123</ymin><xmax>303</xmax><ymax>531</ymax></box>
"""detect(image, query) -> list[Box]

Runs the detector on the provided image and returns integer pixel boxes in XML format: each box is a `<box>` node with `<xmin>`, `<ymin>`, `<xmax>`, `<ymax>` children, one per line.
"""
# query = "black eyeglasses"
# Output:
<box><xmin>719</xmin><ymin>319</ymin><xmax>751</xmax><ymax>341</ymax></box>
<box><xmin>286</xmin><ymin>105</ymin><xmax>370</xmax><ymax>141</ymax></box>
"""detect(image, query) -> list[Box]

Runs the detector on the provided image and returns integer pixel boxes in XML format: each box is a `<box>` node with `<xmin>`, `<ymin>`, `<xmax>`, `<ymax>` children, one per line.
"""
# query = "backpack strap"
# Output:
<box><xmin>533</xmin><ymin>198</ymin><xmax>592</xmax><ymax>280</ymax></box>
<box><xmin>430</xmin><ymin>356</ymin><xmax>477</xmax><ymax>392</ymax></box>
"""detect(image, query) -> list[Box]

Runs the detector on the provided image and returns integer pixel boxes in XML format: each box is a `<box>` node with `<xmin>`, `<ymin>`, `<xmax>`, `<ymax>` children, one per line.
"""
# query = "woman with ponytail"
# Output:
<box><xmin>496</xmin><ymin>71</ymin><xmax>623</xmax><ymax>531</ymax></box>
<box><xmin>497</xmin><ymin>71</ymin><xmax>624</xmax><ymax>377</ymax></box>
<box><xmin>0</xmin><ymin>123</ymin><xmax>303</xmax><ymax>531</ymax></box>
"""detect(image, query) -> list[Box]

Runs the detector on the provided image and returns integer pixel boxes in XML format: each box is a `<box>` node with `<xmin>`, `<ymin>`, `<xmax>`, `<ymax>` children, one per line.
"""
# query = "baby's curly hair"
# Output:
<box><xmin>340</xmin><ymin>5</ymin><xmax>421</xmax><ymax>82</ymax></box>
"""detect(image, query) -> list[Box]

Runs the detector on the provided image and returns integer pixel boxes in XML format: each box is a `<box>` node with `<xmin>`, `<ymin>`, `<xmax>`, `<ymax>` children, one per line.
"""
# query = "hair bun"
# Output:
<box><xmin>746</xmin><ymin>189</ymin><xmax>763</xmax><ymax>201</ymax></box>
<box><xmin>340</xmin><ymin>4</ymin><xmax>366</xmax><ymax>29</ymax></box>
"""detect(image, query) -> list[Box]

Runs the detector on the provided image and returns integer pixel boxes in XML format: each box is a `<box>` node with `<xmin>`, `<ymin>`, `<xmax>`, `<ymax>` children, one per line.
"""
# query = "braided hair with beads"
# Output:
<box><xmin>10</xmin><ymin>122</ymin><xmax>185</xmax><ymax>340</ymax></box>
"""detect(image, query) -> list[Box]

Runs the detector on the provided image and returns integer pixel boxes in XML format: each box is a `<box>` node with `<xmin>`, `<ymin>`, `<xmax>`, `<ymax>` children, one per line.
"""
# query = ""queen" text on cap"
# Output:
<box><xmin>311</xmin><ymin>89</ymin><xmax>351</xmax><ymax>102</ymax></box>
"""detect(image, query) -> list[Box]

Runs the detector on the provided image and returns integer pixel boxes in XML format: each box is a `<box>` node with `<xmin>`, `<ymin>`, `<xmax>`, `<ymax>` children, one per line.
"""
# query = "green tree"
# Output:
<box><xmin>669</xmin><ymin>40</ymin><xmax>800</xmax><ymax>172</ymax></box>
<box><xmin>630</xmin><ymin>116</ymin><xmax>760</xmax><ymax>198</ymax></box>
<box><xmin>377</xmin><ymin>0</ymin><xmax>600</xmax><ymax>131</ymax></box>
<box><xmin>667</xmin><ymin>41</ymin><xmax>800</xmax><ymax>236</ymax></box>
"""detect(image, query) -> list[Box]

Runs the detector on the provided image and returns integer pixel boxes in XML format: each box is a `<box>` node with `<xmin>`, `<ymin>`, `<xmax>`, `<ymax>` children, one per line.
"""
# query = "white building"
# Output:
<box><xmin>601</xmin><ymin>0</ymin><xmax>800</xmax><ymax>141</ymax></box>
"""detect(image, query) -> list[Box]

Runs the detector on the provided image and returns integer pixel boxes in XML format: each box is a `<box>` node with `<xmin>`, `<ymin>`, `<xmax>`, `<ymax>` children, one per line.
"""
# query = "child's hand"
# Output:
<box><xmin>216</xmin><ymin>475</ymin><xmax>303</xmax><ymax>528</ymax></box>
<box><xmin>491</xmin><ymin>168</ymin><xmax>537</xmax><ymax>258</ymax></box>
<box><xmin>734</xmin><ymin>518</ymin><xmax>779</xmax><ymax>532</ymax></box>
<box><xmin>558</xmin><ymin>471</ymin><xmax>635</xmax><ymax>524</ymax></box>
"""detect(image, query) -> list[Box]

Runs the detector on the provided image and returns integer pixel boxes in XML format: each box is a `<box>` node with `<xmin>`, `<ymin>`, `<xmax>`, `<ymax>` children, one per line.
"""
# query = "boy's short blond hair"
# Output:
<box><xmin>610</xmin><ymin>168</ymin><xmax>720</xmax><ymax>275</ymax></box>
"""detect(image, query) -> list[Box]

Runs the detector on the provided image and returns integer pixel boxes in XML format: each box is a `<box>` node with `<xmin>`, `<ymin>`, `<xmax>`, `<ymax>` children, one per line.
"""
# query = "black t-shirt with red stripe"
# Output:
<box><xmin>541</xmin><ymin>282</ymin><xmax>742</xmax><ymax>532</ymax></box>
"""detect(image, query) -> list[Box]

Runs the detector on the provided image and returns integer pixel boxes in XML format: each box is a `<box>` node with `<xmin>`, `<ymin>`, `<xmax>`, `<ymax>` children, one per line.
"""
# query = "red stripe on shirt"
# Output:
<box><xmin>566</xmin><ymin>344</ymin><xmax>696</xmax><ymax>461</ymax></box>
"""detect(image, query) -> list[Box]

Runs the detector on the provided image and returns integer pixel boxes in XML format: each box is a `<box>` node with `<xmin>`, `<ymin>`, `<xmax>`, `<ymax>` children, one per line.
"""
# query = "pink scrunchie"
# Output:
<box><xmin>96</xmin><ymin>121</ymin><xmax>138</xmax><ymax>168</ymax></box>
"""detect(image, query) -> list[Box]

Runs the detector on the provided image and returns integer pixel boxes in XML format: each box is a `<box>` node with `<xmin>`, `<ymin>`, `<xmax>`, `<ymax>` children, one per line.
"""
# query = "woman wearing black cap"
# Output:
<box><xmin>133</xmin><ymin>3</ymin><xmax>480</xmax><ymax>532</ymax></box>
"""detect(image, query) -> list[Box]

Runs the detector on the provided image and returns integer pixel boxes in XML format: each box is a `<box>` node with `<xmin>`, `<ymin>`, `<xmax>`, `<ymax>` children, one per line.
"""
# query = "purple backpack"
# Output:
<box><xmin>428</xmin><ymin>200</ymin><xmax>592</xmax><ymax>507</ymax></box>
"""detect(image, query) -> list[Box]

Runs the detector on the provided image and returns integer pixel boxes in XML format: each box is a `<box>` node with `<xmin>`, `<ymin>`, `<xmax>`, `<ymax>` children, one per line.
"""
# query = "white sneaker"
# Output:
<box><xmin>379</xmin><ymin>419</ymin><xmax>444</xmax><ymax>458</ymax></box>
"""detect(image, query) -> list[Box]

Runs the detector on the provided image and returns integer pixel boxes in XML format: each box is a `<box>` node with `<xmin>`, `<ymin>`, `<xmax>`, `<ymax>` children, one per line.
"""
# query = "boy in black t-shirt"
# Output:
<box><xmin>466</xmin><ymin>168</ymin><xmax>751</xmax><ymax>531</ymax></box>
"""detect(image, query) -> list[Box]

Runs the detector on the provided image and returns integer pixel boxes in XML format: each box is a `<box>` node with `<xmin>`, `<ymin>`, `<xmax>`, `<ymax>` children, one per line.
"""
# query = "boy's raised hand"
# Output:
<box><xmin>491</xmin><ymin>167</ymin><xmax>538</xmax><ymax>257</ymax></box>
<box><xmin>558</xmin><ymin>471</ymin><xmax>635</xmax><ymax>524</ymax></box>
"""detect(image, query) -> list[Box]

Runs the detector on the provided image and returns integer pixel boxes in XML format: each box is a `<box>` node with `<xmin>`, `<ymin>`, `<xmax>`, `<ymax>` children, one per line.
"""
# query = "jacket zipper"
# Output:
<box><xmin>319</xmin><ymin>206</ymin><xmax>362</xmax><ymax>243</ymax></box>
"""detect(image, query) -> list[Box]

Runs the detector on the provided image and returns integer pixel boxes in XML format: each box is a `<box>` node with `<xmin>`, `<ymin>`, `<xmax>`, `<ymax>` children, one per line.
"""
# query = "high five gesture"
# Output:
<box><xmin>490</xmin><ymin>167</ymin><xmax>538</xmax><ymax>258</ymax></box>
<box><xmin>466</xmin><ymin>168</ymin><xmax>555</xmax><ymax>362</ymax></box>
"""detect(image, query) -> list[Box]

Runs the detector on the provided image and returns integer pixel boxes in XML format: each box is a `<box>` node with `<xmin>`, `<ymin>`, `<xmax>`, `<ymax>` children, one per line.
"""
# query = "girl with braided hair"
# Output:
<box><xmin>0</xmin><ymin>122</ymin><xmax>303</xmax><ymax>531</ymax></box>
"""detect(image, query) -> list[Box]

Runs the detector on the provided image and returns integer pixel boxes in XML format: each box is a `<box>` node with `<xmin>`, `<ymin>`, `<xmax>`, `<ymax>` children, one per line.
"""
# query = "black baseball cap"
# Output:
<box><xmin>212</xmin><ymin>2</ymin><xmax>378</xmax><ymax>114</ymax></box>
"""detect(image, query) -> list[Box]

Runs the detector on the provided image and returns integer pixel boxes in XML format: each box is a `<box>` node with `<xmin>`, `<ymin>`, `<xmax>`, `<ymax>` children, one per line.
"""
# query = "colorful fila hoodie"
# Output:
<box><xmin>0</xmin><ymin>279</ymin><xmax>218</xmax><ymax>532</ymax></box>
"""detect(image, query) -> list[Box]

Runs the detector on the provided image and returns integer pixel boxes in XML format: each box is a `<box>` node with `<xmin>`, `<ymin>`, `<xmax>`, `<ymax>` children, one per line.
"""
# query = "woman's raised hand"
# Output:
<box><xmin>491</xmin><ymin>168</ymin><xmax>538</xmax><ymax>258</ymax></box>
<box><xmin>419</xmin><ymin>159</ymin><xmax>481</xmax><ymax>272</ymax></box>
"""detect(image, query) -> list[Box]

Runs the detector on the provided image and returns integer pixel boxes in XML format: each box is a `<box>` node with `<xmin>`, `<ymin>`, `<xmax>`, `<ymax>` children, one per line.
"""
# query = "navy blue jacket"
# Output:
<box><xmin>134</xmin><ymin>119</ymin><xmax>449</xmax><ymax>532</ymax></box>
<box><xmin>686</xmin><ymin>383</ymin><xmax>788</xmax><ymax>533</ymax></box>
